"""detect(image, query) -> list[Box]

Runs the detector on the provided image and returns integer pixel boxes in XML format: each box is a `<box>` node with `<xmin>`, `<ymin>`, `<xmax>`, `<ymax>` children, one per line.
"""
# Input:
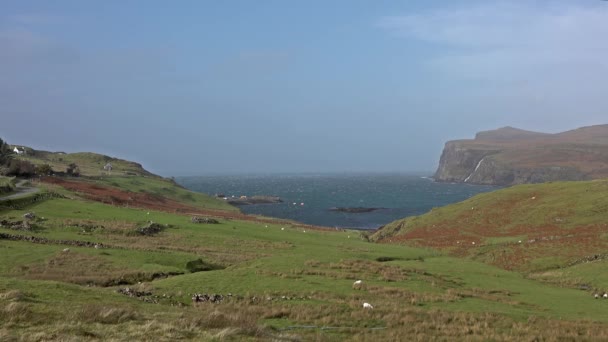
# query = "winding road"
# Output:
<box><xmin>0</xmin><ymin>180</ymin><xmax>40</xmax><ymax>201</ymax></box>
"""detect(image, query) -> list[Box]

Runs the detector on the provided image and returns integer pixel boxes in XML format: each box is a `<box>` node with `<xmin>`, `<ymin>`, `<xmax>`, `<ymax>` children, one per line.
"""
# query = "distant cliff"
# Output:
<box><xmin>434</xmin><ymin>125</ymin><xmax>608</xmax><ymax>185</ymax></box>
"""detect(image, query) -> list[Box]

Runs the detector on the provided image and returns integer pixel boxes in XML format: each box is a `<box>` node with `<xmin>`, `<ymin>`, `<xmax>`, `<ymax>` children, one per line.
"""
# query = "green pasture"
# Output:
<box><xmin>3</xmin><ymin>179</ymin><xmax>608</xmax><ymax>340</ymax></box>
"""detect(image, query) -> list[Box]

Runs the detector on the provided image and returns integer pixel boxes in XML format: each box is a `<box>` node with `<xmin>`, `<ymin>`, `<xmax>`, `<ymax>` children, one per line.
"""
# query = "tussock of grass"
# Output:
<box><xmin>182</xmin><ymin>306</ymin><xmax>269</xmax><ymax>339</ymax></box>
<box><xmin>0</xmin><ymin>290</ymin><xmax>25</xmax><ymax>301</ymax></box>
<box><xmin>78</xmin><ymin>304</ymin><xmax>139</xmax><ymax>324</ymax></box>
<box><xmin>1</xmin><ymin>302</ymin><xmax>34</xmax><ymax>324</ymax></box>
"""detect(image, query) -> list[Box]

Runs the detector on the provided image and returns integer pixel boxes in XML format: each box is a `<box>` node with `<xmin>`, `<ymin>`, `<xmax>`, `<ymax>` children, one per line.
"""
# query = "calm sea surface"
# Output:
<box><xmin>177</xmin><ymin>173</ymin><xmax>497</xmax><ymax>230</ymax></box>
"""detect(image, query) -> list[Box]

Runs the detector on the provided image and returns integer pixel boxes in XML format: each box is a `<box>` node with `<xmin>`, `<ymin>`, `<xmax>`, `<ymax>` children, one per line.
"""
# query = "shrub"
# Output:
<box><xmin>66</xmin><ymin>163</ymin><xmax>80</xmax><ymax>177</ymax></box>
<box><xmin>5</xmin><ymin>160</ymin><xmax>35</xmax><ymax>177</ymax></box>
<box><xmin>35</xmin><ymin>164</ymin><xmax>53</xmax><ymax>176</ymax></box>
<box><xmin>0</xmin><ymin>138</ymin><xmax>13</xmax><ymax>167</ymax></box>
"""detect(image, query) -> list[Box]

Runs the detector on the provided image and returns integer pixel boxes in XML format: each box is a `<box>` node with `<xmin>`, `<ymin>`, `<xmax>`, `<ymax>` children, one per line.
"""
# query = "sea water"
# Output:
<box><xmin>176</xmin><ymin>173</ymin><xmax>497</xmax><ymax>230</ymax></box>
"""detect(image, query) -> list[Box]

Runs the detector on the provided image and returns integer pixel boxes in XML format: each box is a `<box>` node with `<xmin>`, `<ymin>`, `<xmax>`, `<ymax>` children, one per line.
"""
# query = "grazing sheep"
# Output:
<box><xmin>603</xmin><ymin>293</ymin><xmax>608</xmax><ymax>299</ymax></box>
<box><xmin>353</xmin><ymin>280</ymin><xmax>363</xmax><ymax>289</ymax></box>
<box><xmin>62</xmin><ymin>248</ymin><xmax>70</xmax><ymax>253</ymax></box>
<box><xmin>281</xmin><ymin>227</ymin><xmax>285</xmax><ymax>231</ymax></box>
<box><xmin>363</xmin><ymin>302</ymin><xmax>373</xmax><ymax>309</ymax></box>
<box><xmin>595</xmin><ymin>293</ymin><xmax>600</xmax><ymax>299</ymax></box>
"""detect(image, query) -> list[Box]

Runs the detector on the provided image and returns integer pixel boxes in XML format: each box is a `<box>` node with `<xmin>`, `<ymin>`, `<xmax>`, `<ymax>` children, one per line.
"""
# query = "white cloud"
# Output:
<box><xmin>377</xmin><ymin>3</ymin><xmax>608</xmax><ymax>82</ymax></box>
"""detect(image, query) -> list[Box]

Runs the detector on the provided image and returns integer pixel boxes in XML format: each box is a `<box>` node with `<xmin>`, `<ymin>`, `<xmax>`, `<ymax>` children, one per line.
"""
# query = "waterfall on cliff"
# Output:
<box><xmin>464</xmin><ymin>157</ymin><xmax>485</xmax><ymax>183</ymax></box>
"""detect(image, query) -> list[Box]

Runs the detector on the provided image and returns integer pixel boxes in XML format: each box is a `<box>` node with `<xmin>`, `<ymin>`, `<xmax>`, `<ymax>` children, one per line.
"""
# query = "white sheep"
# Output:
<box><xmin>595</xmin><ymin>293</ymin><xmax>600</xmax><ymax>299</ymax></box>
<box><xmin>603</xmin><ymin>293</ymin><xmax>607</xmax><ymax>299</ymax></box>
<box><xmin>62</xmin><ymin>248</ymin><xmax>70</xmax><ymax>253</ymax></box>
<box><xmin>363</xmin><ymin>302</ymin><xmax>373</xmax><ymax>309</ymax></box>
<box><xmin>353</xmin><ymin>280</ymin><xmax>363</xmax><ymax>289</ymax></box>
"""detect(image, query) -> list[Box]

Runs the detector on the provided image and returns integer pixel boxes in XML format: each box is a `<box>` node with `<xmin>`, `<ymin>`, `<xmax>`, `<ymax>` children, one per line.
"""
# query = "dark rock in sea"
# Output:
<box><xmin>227</xmin><ymin>196</ymin><xmax>282</xmax><ymax>205</ymax></box>
<box><xmin>329</xmin><ymin>207</ymin><xmax>384</xmax><ymax>213</ymax></box>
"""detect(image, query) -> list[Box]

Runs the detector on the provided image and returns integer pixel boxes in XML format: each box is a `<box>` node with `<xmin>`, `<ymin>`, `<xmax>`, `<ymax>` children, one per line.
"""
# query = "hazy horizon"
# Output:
<box><xmin>2</xmin><ymin>1</ymin><xmax>608</xmax><ymax>176</ymax></box>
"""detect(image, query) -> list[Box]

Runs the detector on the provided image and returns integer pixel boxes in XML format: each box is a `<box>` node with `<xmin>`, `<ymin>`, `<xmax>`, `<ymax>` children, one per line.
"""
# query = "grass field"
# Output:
<box><xmin>3</xmin><ymin>175</ymin><xmax>608</xmax><ymax>340</ymax></box>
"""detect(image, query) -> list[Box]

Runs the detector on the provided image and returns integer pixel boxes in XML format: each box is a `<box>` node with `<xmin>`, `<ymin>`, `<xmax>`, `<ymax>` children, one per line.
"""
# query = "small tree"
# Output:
<box><xmin>66</xmin><ymin>163</ymin><xmax>80</xmax><ymax>177</ymax></box>
<box><xmin>6</xmin><ymin>160</ymin><xmax>35</xmax><ymax>177</ymax></box>
<box><xmin>0</xmin><ymin>138</ymin><xmax>13</xmax><ymax>167</ymax></box>
<box><xmin>35</xmin><ymin>164</ymin><xmax>54</xmax><ymax>176</ymax></box>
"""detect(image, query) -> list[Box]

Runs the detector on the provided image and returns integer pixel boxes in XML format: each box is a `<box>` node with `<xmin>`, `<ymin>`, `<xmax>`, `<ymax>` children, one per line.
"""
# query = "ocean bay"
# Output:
<box><xmin>177</xmin><ymin>173</ymin><xmax>497</xmax><ymax>229</ymax></box>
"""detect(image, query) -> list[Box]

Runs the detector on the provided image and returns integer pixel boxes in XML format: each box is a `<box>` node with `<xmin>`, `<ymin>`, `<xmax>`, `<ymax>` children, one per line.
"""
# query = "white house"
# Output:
<box><xmin>103</xmin><ymin>163</ymin><xmax>113</xmax><ymax>172</ymax></box>
<box><xmin>13</xmin><ymin>147</ymin><xmax>24</xmax><ymax>155</ymax></box>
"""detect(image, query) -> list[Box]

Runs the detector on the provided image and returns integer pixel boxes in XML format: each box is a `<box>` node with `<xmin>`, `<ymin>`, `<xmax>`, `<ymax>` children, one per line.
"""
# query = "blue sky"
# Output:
<box><xmin>2</xmin><ymin>1</ymin><xmax>607</xmax><ymax>175</ymax></box>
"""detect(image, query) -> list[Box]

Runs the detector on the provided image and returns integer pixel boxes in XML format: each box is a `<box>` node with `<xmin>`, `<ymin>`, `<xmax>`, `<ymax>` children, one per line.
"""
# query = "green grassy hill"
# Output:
<box><xmin>2</xmin><ymin>155</ymin><xmax>608</xmax><ymax>339</ymax></box>
<box><xmin>10</xmin><ymin>146</ymin><xmax>235</xmax><ymax>213</ymax></box>
<box><xmin>17</xmin><ymin>148</ymin><xmax>156</xmax><ymax>177</ymax></box>
<box><xmin>372</xmin><ymin>179</ymin><xmax>608</xmax><ymax>285</ymax></box>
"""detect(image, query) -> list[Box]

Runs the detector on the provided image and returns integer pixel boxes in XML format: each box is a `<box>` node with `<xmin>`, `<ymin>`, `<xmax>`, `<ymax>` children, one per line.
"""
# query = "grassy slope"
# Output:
<box><xmin>95</xmin><ymin>176</ymin><xmax>237</xmax><ymax>212</ymax></box>
<box><xmin>3</xmin><ymin>177</ymin><xmax>608</xmax><ymax>340</ymax></box>
<box><xmin>19</xmin><ymin>150</ymin><xmax>154</xmax><ymax>177</ymax></box>
<box><xmin>15</xmin><ymin>147</ymin><xmax>235</xmax><ymax>212</ymax></box>
<box><xmin>372</xmin><ymin>179</ymin><xmax>608</xmax><ymax>283</ymax></box>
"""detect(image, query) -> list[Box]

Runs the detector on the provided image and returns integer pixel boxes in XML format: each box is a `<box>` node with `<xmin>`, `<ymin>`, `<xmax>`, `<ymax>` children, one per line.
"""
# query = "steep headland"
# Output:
<box><xmin>434</xmin><ymin>125</ymin><xmax>608</xmax><ymax>185</ymax></box>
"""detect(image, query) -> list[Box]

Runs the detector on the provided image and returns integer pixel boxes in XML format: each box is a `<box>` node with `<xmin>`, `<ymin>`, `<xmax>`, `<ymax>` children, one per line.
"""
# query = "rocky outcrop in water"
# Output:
<box><xmin>434</xmin><ymin>125</ymin><xmax>608</xmax><ymax>185</ymax></box>
<box><xmin>329</xmin><ymin>207</ymin><xmax>384</xmax><ymax>213</ymax></box>
<box><xmin>227</xmin><ymin>196</ymin><xmax>282</xmax><ymax>205</ymax></box>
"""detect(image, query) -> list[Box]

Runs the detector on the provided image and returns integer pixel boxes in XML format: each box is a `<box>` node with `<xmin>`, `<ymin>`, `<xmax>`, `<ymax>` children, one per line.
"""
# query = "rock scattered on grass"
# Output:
<box><xmin>0</xmin><ymin>219</ymin><xmax>32</xmax><ymax>231</ymax></box>
<box><xmin>23</xmin><ymin>212</ymin><xmax>36</xmax><ymax>220</ymax></box>
<box><xmin>191</xmin><ymin>216</ymin><xmax>219</xmax><ymax>224</ymax></box>
<box><xmin>137</xmin><ymin>221</ymin><xmax>165</xmax><ymax>236</ymax></box>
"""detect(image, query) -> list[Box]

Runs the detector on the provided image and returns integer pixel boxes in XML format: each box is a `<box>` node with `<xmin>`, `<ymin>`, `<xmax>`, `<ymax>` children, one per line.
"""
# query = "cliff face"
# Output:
<box><xmin>434</xmin><ymin>142</ymin><xmax>500</xmax><ymax>183</ymax></box>
<box><xmin>434</xmin><ymin>125</ymin><xmax>608</xmax><ymax>185</ymax></box>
